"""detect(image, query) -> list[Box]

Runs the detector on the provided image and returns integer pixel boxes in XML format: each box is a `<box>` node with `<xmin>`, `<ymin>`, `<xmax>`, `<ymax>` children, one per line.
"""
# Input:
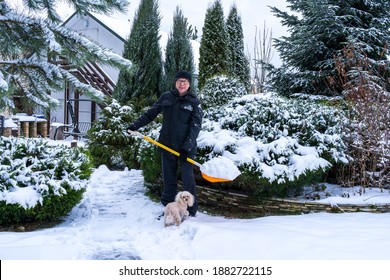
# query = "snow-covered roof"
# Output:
<box><xmin>63</xmin><ymin>11</ymin><xmax>126</xmax><ymax>43</ymax></box>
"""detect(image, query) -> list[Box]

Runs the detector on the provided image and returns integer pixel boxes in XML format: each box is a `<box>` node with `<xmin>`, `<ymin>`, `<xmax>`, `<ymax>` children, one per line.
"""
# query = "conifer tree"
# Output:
<box><xmin>0</xmin><ymin>0</ymin><xmax>131</xmax><ymax>110</ymax></box>
<box><xmin>270</xmin><ymin>0</ymin><xmax>390</xmax><ymax>97</ymax></box>
<box><xmin>198</xmin><ymin>0</ymin><xmax>230</xmax><ymax>90</ymax></box>
<box><xmin>226</xmin><ymin>4</ymin><xmax>251</xmax><ymax>92</ymax></box>
<box><xmin>114</xmin><ymin>0</ymin><xmax>162</xmax><ymax>112</ymax></box>
<box><xmin>163</xmin><ymin>6</ymin><xmax>195</xmax><ymax>91</ymax></box>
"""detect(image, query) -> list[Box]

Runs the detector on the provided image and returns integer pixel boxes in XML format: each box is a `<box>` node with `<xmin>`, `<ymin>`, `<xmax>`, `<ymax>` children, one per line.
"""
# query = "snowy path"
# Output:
<box><xmin>64</xmin><ymin>166</ymin><xmax>200</xmax><ymax>260</ymax></box>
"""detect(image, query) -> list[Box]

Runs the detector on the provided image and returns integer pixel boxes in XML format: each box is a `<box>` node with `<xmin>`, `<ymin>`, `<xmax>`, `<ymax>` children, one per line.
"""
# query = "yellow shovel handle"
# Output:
<box><xmin>129</xmin><ymin>131</ymin><xmax>201</xmax><ymax>168</ymax></box>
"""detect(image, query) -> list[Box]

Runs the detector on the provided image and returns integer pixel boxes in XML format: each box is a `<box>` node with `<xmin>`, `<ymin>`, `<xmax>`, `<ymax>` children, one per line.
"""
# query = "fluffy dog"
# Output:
<box><xmin>164</xmin><ymin>191</ymin><xmax>194</xmax><ymax>227</ymax></box>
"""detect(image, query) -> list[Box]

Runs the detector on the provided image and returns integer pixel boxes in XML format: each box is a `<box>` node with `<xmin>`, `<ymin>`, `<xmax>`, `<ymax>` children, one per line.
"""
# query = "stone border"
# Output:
<box><xmin>197</xmin><ymin>185</ymin><xmax>390</xmax><ymax>216</ymax></box>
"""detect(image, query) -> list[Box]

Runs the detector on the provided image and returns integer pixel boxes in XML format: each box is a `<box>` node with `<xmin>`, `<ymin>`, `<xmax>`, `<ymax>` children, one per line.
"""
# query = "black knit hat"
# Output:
<box><xmin>174</xmin><ymin>70</ymin><xmax>192</xmax><ymax>84</ymax></box>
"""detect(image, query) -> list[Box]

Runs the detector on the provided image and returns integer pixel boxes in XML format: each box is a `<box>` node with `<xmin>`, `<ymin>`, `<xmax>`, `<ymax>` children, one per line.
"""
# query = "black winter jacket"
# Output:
<box><xmin>132</xmin><ymin>89</ymin><xmax>203</xmax><ymax>155</ymax></box>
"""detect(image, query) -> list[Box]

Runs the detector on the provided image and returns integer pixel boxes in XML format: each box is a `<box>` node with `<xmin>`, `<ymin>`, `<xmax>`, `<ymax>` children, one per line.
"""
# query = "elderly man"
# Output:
<box><xmin>128</xmin><ymin>70</ymin><xmax>203</xmax><ymax>217</ymax></box>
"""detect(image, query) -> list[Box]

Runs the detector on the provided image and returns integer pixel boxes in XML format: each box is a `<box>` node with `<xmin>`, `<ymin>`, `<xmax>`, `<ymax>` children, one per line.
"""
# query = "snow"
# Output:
<box><xmin>198</xmin><ymin>128</ymin><xmax>334</xmax><ymax>183</ymax></box>
<box><xmin>1</xmin><ymin>149</ymin><xmax>390</xmax><ymax>260</ymax></box>
<box><xmin>0</xmin><ymin>72</ymin><xmax>8</xmax><ymax>91</ymax></box>
<box><xmin>200</xmin><ymin>156</ymin><xmax>241</xmax><ymax>181</ymax></box>
<box><xmin>2</xmin><ymin>184</ymin><xmax>43</xmax><ymax>209</ymax></box>
<box><xmin>3</xmin><ymin>118</ymin><xmax>18</xmax><ymax>128</ymax></box>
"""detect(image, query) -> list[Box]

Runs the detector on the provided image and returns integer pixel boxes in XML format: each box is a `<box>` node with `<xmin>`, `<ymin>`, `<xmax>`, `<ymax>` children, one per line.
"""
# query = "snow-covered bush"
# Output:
<box><xmin>197</xmin><ymin>93</ymin><xmax>349</xmax><ymax>198</ymax></box>
<box><xmin>199</xmin><ymin>75</ymin><xmax>247</xmax><ymax>109</ymax></box>
<box><xmin>87</xmin><ymin>99</ymin><xmax>139</xmax><ymax>169</ymax></box>
<box><xmin>87</xmin><ymin>98</ymin><xmax>164</xmax><ymax>185</ymax></box>
<box><xmin>0</xmin><ymin>137</ymin><xmax>92</xmax><ymax>225</ymax></box>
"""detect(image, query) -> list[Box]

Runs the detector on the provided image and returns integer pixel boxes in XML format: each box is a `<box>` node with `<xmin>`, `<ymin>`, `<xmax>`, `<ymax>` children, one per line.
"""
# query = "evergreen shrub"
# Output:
<box><xmin>87</xmin><ymin>99</ymin><xmax>163</xmax><ymax>185</ymax></box>
<box><xmin>199</xmin><ymin>75</ymin><xmax>247</xmax><ymax>109</ymax></box>
<box><xmin>196</xmin><ymin>93</ymin><xmax>348</xmax><ymax>199</ymax></box>
<box><xmin>87</xmin><ymin>99</ymin><xmax>139</xmax><ymax>169</ymax></box>
<box><xmin>0</xmin><ymin>137</ymin><xmax>92</xmax><ymax>226</ymax></box>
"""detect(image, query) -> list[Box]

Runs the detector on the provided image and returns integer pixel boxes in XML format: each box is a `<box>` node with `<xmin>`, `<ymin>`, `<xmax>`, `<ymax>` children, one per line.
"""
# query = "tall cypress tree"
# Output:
<box><xmin>198</xmin><ymin>0</ymin><xmax>230</xmax><ymax>90</ymax></box>
<box><xmin>114</xmin><ymin>0</ymin><xmax>162</xmax><ymax>112</ymax></box>
<box><xmin>226</xmin><ymin>4</ymin><xmax>251</xmax><ymax>91</ymax></box>
<box><xmin>270</xmin><ymin>0</ymin><xmax>390</xmax><ymax>97</ymax></box>
<box><xmin>163</xmin><ymin>6</ymin><xmax>195</xmax><ymax>91</ymax></box>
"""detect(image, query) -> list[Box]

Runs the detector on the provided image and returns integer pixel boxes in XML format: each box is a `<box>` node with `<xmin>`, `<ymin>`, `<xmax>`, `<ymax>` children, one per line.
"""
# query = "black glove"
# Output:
<box><xmin>127</xmin><ymin>123</ymin><xmax>137</xmax><ymax>132</ymax></box>
<box><xmin>179</xmin><ymin>149</ymin><xmax>189</xmax><ymax>162</ymax></box>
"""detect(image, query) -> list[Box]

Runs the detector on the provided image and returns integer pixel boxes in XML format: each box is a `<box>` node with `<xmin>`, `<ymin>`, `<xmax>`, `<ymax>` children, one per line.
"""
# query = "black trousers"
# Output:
<box><xmin>160</xmin><ymin>151</ymin><xmax>198</xmax><ymax>216</ymax></box>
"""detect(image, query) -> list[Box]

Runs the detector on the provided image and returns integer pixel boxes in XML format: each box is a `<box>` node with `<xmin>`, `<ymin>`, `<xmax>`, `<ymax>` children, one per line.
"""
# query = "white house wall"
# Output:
<box><xmin>65</xmin><ymin>13</ymin><xmax>125</xmax><ymax>81</ymax></box>
<box><xmin>50</xmin><ymin>13</ymin><xmax>126</xmax><ymax>125</ymax></box>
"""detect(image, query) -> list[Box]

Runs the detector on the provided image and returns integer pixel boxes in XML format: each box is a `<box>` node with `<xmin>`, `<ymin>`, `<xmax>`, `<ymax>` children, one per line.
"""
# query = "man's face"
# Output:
<box><xmin>175</xmin><ymin>79</ymin><xmax>190</xmax><ymax>95</ymax></box>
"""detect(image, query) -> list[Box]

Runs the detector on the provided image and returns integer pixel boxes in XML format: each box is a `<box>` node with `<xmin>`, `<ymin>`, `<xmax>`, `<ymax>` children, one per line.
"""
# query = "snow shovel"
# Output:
<box><xmin>128</xmin><ymin>131</ymin><xmax>240</xmax><ymax>183</ymax></box>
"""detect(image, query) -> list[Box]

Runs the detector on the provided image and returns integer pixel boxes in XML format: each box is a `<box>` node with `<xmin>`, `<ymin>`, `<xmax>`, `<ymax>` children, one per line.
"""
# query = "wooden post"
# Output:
<box><xmin>29</xmin><ymin>122</ymin><xmax>37</xmax><ymax>138</ymax></box>
<box><xmin>37</xmin><ymin>121</ymin><xmax>48</xmax><ymax>138</ymax></box>
<box><xmin>21</xmin><ymin>122</ymin><xmax>29</xmax><ymax>138</ymax></box>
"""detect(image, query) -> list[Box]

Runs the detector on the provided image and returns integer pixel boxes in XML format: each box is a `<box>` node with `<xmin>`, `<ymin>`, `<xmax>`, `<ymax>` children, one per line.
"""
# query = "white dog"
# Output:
<box><xmin>164</xmin><ymin>191</ymin><xmax>194</xmax><ymax>227</ymax></box>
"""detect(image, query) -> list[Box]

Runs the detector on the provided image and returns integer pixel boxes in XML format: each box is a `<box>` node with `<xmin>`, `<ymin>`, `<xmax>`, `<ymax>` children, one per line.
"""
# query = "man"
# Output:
<box><xmin>127</xmin><ymin>70</ymin><xmax>203</xmax><ymax>217</ymax></box>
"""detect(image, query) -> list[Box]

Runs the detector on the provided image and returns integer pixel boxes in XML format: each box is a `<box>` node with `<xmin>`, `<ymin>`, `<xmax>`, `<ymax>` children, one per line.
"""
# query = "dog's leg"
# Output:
<box><xmin>164</xmin><ymin>208</ymin><xmax>175</xmax><ymax>227</ymax></box>
<box><xmin>164</xmin><ymin>216</ymin><xmax>170</xmax><ymax>227</ymax></box>
<box><xmin>175</xmin><ymin>216</ymin><xmax>182</xmax><ymax>226</ymax></box>
<box><xmin>181</xmin><ymin>210</ymin><xmax>190</xmax><ymax>221</ymax></box>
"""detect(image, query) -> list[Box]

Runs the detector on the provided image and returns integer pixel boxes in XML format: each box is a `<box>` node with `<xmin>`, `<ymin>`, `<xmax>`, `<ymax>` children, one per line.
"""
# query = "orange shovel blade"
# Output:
<box><xmin>200</xmin><ymin>172</ymin><xmax>232</xmax><ymax>183</ymax></box>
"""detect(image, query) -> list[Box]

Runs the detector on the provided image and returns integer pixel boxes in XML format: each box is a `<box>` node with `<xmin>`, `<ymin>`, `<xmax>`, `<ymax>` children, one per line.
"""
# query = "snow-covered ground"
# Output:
<box><xmin>1</xmin><ymin>163</ymin><xmax>389</xmax><ymax>260</ymax></box>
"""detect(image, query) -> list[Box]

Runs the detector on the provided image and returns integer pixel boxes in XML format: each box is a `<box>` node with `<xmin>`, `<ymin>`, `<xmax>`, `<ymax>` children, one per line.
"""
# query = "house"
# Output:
<box><xmin>48</xmin><ymin>11</ymin><xmax>128</xmax><ymax>135</ymax></box>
